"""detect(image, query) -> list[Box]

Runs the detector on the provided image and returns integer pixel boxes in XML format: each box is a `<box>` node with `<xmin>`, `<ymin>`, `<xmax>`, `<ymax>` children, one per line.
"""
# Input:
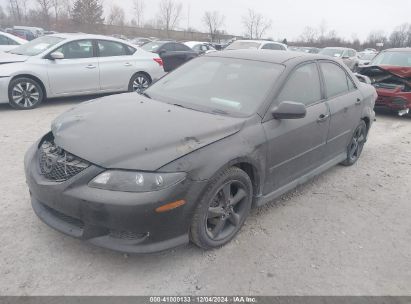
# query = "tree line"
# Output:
<box><xmin>0</xmin><ymin>0</ymin><xmax>410</xmax><ymax>48</ymax></box>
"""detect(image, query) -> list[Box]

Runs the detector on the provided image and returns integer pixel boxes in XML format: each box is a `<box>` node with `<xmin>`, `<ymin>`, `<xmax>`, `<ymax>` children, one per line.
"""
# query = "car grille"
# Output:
<box><xmin>39</xmin><ymin>140</ymin><xmax>90</xmax><ymax>182</ymax></box>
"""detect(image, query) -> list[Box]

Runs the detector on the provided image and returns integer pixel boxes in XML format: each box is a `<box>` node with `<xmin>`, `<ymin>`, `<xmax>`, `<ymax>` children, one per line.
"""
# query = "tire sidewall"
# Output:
<box><xmin>190</xmin><ymin>167</ymin><xmax>253</xmax><ymax>249</ymax></box>
<box><xmin>343</xmin><ymin>120</ymin><xmax>368</xmax><ymax>166</ymax></box>
<box><xmin>8</xmin><ymin>77</ymin><xmax>44</xmax><ymax>110</ymax></box>
<box><xmin>128</xmin><ymin>73</ymin><xmax>151</xmax><ymax>93</ymax></box>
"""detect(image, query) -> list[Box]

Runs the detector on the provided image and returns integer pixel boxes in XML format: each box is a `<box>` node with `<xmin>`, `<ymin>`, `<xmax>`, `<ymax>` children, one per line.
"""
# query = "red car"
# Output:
<box><xmin>359</xmin><ymin>48</ymin><xmax>411</xmax><ymax>116</ymax></box>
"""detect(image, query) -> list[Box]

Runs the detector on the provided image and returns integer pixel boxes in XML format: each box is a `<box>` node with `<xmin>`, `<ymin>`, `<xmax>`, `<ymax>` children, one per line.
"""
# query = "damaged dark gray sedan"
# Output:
<box><xmin>25</xmin><ymin>50</ymin><xmax>377</xmax><ymax>253</ymax></box>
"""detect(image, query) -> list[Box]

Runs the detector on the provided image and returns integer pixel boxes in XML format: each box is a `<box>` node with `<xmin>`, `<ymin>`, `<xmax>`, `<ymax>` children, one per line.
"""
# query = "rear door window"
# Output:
<box><xmin>98</xmin><ymin>40</ymin><xmax>129</xmax><ymax>57</ymax></box>
<box><xmin>320</xmin><ymin>62</ymin><xmax>350</xmax><ymax>97</ymax></box>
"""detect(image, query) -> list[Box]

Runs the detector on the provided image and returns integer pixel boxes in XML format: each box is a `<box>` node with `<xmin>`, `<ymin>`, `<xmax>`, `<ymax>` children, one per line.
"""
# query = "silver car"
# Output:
<box><xmin>319</xmin><ymin>47</ymin><xmax>359</xmax><ymax>72</ymax></box>
<box><xmin>0</xmin><ymin>32</ymin><xmax>27</xmax><ymax>52</ymax></box>
<box><xmin>0</xmin><ymin>34</ymin><xmax>166</xmax><ymax>110</ymax></box>
<box><xmin>226</xmin><ymin>40</ymin><xmax>288</xmax><ymax>51</ymax></box>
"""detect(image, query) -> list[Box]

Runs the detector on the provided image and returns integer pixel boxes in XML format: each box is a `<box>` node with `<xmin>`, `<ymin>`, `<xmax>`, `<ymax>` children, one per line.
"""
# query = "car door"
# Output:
<box><xmin>46</xmin><ymin>39</ymin><xmax>99</xmax><ymax>95</ymax></box>
<box><xmin>263</xmin><ymin>62</ymin><xmax>331</xmax><ymax>193</ymax></box>
<box><xmin>97</xmin><ymin>40</ymin><xmax>137</xmax><ymax>91</ymax></box>
<box><xmin>319</xmin><ymin>61</ymin><xmax>364</xmax><ymax>159</ymax></box>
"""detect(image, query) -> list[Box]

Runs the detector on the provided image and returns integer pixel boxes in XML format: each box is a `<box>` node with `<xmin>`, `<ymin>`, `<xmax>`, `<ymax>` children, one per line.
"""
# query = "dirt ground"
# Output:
<box><xmin>0</xmin><ymin>97</ymin><xmax>410</xmax><ymax>296</ymax></box>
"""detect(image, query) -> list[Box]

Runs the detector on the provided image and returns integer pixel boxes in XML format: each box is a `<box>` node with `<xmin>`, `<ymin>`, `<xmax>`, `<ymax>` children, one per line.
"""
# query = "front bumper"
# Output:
<box><xmin>24</xmin><ymin>143</ymin><xmax>208</xmax><ymax>253</ymax></box>
<box><xmin>0</xmin><ymin>76</ymin><xmax>10</xmax><ymax>104</ymax></box>
<box><xmin>375</xmin><ymin>88</ymin><xmax>411</xmax><ymax>113</ymax></box>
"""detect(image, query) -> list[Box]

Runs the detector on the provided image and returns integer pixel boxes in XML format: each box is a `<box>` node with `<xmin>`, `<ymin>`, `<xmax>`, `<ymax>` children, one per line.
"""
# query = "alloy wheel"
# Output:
<box><xmin>205</xmin><ymin>180</ymin><xmax>249</xmax><ymax>241</ymax></box>
<box><xmin>12</xmin><ymin>82</ymin><xmax>40</xmax><ymax>108</ymax></box>
<box><xmin>132</xmin><ymin>76</ymin><xmax>150</xmax><ymax>93</ymax></box>
<box><xmin>348</xmin><ymin>124</ymin><xmax>366</xmax><ymax>162</ymax></box>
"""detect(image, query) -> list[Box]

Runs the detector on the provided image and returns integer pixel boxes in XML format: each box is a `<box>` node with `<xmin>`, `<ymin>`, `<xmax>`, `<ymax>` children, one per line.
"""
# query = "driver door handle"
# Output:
<box><xmin>317</xmin><ymin>114</ymin><xmax>330</xmax><ymax>123</ymax></box>
<box><xmin>85</xmin><ymin>64</ymin><xmax>97</xmax><ymax>69</ymax></box>
<box><xmin>124</xmin><ymin>62</ymin><xmax>132</xmax><ymax>67</ymax></box>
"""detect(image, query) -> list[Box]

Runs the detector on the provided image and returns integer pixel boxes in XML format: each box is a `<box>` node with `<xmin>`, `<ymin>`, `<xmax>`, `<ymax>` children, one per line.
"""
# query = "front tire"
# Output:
<box><xmin>129</xmin><ymin>73</ymin><xmax>151</xmax><ymax>94</ymax></box>
<box><xmin>8</xmin><ymin>77</ymin><xmax>44</xmax><ymax>110</ymax></box>
<box><xmin>190</xmin><ymin>167</ymin><xmax>253</xmax><ymax>249</ymax></box>
<box><xmin>341</xmin><ymin>120</ymin><xmax>367</xmax><ymax>166</ymax></box>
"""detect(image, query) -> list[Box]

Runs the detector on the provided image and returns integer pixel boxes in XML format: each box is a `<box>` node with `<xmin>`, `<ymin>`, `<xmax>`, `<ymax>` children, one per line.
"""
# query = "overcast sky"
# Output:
<box><xmin>1</xmin><ymin>0</ymin><xmax>410</xmax><ymax>41</ymax></box>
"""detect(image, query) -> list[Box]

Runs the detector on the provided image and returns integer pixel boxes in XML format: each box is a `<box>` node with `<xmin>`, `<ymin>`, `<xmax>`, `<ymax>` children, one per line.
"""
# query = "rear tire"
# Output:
<box><xmin>190</xmin><ymin>167</ymin><xmax>253</xmax><ymax>250</ymax></box>
<box><xmin>341</xmin><ymin>120</ymin><xmax>368</xmax><ymax>166</ymax></box>
<box><xmin>8</xmin><ymin>77</ymin><xmax>44</xmax><ymax>110</ymax></box>
<box><xmin>128</xmin><ymin>73</ymin><xmax>151</xmax><ymax>94</ymax></box>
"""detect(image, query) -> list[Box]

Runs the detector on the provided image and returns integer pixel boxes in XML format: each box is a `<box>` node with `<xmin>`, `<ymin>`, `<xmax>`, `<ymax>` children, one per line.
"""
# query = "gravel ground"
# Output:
<box><xmin>0</xmin><ymin>97</ymin><xmax>410</xmax><ymax>296</ymax></box>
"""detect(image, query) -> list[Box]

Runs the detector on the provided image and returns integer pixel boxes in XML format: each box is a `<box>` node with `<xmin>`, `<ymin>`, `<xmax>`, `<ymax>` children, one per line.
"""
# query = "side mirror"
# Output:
<box><xmin>159</xmin><ymin>50</ymin><xmax>167</xmax><ymax>56</ymax></box>
<box><xmin>363</xmin><ymin>62</ymin><xmax>370</xmax><ymax>65</ymax></box>
<box><xmin>50</xmin><ymin>51</ymin><xmax>64</xmax><ymax>60</ymax></box>
<box><xmin>342</xmin><ymin>56</ymin><xmax>349</xmax><ymax>59</ymax></box>
<box><xmin>271</xmin><ymin>101</ymin><xmax>307</xmax><ymax>120</ymax></box>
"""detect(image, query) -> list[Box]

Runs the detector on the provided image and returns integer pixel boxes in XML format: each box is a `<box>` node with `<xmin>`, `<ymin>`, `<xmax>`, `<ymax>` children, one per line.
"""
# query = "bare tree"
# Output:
<box><xmin>0</xmin><ymin>5</ymin><xmax>7</xmax><ymax>22</ymax></box>
<box><xmin>36</xmin><ymin>0</ymin><xmax>53</xmax><ymax>28</ymax></box>
<box><xmin>242</xmin><ymin>9</ymin><xmax>272</xmax><ymax>39</ymax></box>
<box><xmin>107</xmin><ymin>4</ymin><xmax>126</xmax><ymax>26</ymax></box>
<box><xmin>157</xmin><ymin>0</ymin><xmax>183</xmax><ymax>37</ymax></box>
<box><xmin>132</xmin><ymin>0</ymin><xmax>144</xmax><ymax>28</ymax></box>
<box><xmin>318</xmin><ymin>20</ymin><xmax>327</xmax><ymax>42</ymax></box>
<box><xmin>389</xmin><ymin>23</ymin><xmax>410</xmax><ymax>48</ymax></box>
<box><xmin>8</xmin><ymin>0</ymin><xmax>26</xmax><ymax>23</ymax></box>
<box><xmin>299</xmin><ymin>26</ymin><xmax>318</xmax><ymax>44</ymax></box>
<box><xmin>202</xmin><ymin>11</ymin><xmax>224</xmax><ymax>42</ymax></box>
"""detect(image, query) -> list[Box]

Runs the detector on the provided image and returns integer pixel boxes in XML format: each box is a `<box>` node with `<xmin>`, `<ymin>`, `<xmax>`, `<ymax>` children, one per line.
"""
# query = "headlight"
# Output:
<box><xmin>89</xmin><ymin>170</ymin><xmax>186</xmax><ymax>192</ymax></box>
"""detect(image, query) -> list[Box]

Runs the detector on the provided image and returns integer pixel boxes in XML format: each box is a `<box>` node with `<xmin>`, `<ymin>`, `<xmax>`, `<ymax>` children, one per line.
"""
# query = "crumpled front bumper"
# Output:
<box><xmin>375</xmin><ymin>88</ymin><xmax>411</xmax><ymax>114</ymax></box>
<box><xmin>24</xmin><ymin>142</ymin><xmax>208</xmax><ymax>253</ymax></box>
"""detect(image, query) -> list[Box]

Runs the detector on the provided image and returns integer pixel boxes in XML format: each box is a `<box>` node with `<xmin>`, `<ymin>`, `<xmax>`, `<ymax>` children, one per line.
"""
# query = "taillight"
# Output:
<box><xmin>153</xmin><ymin>58</ymin><xmax>163</xmax><ymax>66</ymax></box>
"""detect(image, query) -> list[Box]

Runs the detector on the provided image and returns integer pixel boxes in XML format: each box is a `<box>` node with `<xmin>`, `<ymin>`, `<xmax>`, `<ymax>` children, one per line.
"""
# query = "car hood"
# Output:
<box><xmin>360</xmin><ymin>65</ymin><xmax>411</xmax><ymax>79</ymax></box>
<box><xmin>51</xmin><ymin>93</ymin><xmax>245</xmax><ymax>171</ymax></box>
<box><xmin>0</xmin><ymin>52</ymin><xmax>29</xmax><ymax>64</ymax></box>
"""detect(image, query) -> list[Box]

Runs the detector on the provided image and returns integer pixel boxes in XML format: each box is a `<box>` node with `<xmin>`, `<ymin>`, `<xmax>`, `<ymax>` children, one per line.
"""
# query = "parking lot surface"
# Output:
<box><xmin>0</xmin><ymin>97</ymin><xmax>410</xmax><ymax>296</ymax></box>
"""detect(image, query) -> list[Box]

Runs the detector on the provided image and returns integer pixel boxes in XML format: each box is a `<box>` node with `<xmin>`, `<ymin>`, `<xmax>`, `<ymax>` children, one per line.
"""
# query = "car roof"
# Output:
<box><xmin>206</xmin><ymin>49</ymin><xmax>335</xmax><ymax>64</ymax></box>
<box><xmin>48</xmin><ymin>33</ymin><xmax>129</xmax><ymax>44</ymax></box>
<box><xmin>323</xmin><ymin>47</ymin><xmax>354</xmax><ymax>50</ymax></box>
<box><xmin>383</xmin><ymin>48</ymin><xmax>411</xmax><ymax>52</ymax></box>
<box><xmin>184</xmin><ymin>41</ymin><xmax>206</xmax><ymax>47</ymax></box>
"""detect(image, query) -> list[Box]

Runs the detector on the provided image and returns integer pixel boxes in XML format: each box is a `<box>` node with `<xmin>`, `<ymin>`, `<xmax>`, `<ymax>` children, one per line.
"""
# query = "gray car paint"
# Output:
<box><xmin>51</xmin><ymin>93</ymin><xmax>245</xmax><ymax>171</ymax></box>
<box><xmin>50</xmin><ymin>50</ymin><xmax>376</xmax><ymax>205</ymax></box>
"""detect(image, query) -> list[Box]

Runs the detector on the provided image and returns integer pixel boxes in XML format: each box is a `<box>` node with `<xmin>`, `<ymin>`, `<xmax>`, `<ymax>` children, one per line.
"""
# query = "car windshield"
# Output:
<box><xmin>226</xmin><ymin>41</ymin><xmax>262</xmax><ymax>50</ymax></box>
<box><xmin>371</xmin><ymin>51</ymin><xmax>411</xmax><ymax>67</ymax></box>
<box><xmin>141</xmin><ymin>42</ymin><xmax>162</xmax><ymax>52</ymax></box>
<box><xmin>359</xmin><ymin>53</ymin><xmax>376</xmax><ymax>60</ymax></box>
<box><xmin>145</xmin><ymin>56</ymin><xmax>284</xmax><ymax>116</ymax></box>
<box><xmin>319</xmin><ymin>48</ymin><xmax>345</xmax><ymax>57</ymax></box>
<box><xmin>9</xmin><ymin>36</ymin><xmax>64</xmax><ymax>56</ymax></box>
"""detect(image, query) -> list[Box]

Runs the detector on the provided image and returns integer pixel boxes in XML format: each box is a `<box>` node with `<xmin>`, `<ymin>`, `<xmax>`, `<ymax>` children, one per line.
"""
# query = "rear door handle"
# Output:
<box><xmin>317</xmin><ymin>114</ymin><xmax>330</xmax><ymax>123</ymax></box>
<box><xmin>86</xmin><ymin>64</ymin><xmax>96</xmax><ymax>69</ymax></box>
<box><xmin>124</xmin><ymin>63</ymin><xmax>132</xmax><ymax>67</ymax></box>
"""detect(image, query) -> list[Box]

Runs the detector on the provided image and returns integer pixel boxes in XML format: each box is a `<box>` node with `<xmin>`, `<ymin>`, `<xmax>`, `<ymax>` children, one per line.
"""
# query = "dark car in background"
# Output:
<box><xmin>25</xmin><ymin>50</ymin><xmax>376</xmax><ymax>253</ymax></box>
<box><xmin>359</xmin><ymin>48</ymin><xmax>411</xmax><ymax>116</ymax></box>
<box><xmin>142</xmin><ymin>40</ymin><xmax>198</xmax><ymax>72</ymax></box>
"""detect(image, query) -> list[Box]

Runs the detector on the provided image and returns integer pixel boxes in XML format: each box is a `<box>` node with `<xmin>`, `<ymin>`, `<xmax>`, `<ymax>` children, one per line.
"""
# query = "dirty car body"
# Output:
<box><xmin>25</xmin><ymin>50</ymin><xmax>376</xmax><ymax>253</ymax></box>
<box><xmin>359</xmin><ymin>48</ymin><xmax>411</xmax><ymax>116</ymax></box>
